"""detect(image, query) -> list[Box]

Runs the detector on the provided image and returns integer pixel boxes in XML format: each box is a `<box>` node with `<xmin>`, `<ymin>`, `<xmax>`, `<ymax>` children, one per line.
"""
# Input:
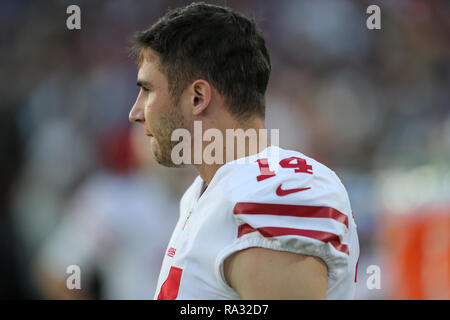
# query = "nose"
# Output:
<box><xmin>129</xmin><ymin>99</ymin><xmax>145</xmax><ymax>123</ymax></box>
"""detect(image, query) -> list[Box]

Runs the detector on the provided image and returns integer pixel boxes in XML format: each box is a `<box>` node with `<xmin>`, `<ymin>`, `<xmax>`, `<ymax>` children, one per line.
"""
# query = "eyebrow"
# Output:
<box><xmin>136</xmin><ymin>79</ymin><xmax>154</xmax><ymax>89</ymax></box>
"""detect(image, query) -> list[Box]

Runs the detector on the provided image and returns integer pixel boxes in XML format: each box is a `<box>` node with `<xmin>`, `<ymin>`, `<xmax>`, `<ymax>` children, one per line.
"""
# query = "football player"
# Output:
<box><xmin>129</xmin><ymin>2</ymin><xmax>359</xmax><ymax>300</ymax></box>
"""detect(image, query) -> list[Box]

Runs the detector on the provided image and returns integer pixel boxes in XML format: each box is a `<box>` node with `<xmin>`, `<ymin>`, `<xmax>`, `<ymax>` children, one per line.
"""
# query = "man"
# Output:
<box><xmin>129</xmin><ymin>2</ymin><xmax>359</xmax><ymax>299</ymax></box>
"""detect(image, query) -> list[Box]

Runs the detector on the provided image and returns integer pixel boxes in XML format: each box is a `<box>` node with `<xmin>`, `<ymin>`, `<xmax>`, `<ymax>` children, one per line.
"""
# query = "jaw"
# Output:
<box><xmin>151</xmin><ymin>135</ymin><xmax>182</xmax><ymax>168</ymax></box>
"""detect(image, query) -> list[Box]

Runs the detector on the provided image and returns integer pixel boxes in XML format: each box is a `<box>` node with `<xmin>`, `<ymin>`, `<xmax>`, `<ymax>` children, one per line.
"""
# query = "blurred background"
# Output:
<box><xmin>1</xmin><ymin>0</ymin><xmax>449</xmax><ymax>299</ymax></box>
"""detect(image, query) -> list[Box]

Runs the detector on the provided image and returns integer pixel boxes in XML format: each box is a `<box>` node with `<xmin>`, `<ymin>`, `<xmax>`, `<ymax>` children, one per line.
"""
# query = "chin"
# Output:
<box><xmin>153</xmin><ymin>154</ymin><xmax>183</xmax><ymax>168</ymax></box>
<box><xmin>151</xmin><ymin>145</ymin><xmax>180</xmax><ymax>168</ymax></box>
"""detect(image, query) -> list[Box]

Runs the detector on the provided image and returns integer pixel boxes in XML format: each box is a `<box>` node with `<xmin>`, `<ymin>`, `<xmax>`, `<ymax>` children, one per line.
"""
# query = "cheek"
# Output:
<box><xmin>145</xmin><ymin>94</ymin><xmax>174</xmax><ymax>136</ymax></box>
<box><xmin>150</xmin><ymin>135</ymin><xmax>158</xmax><ymax>149</ymax></box>
<box><xmin>178</xmin><ymin>97</ymin><xmax>193</xmax><ymax>127</ymax></box>
<box><xmin>144</xmin><ymin>95</ymin><xmax>161</xmax><ymax>125</ymax></box>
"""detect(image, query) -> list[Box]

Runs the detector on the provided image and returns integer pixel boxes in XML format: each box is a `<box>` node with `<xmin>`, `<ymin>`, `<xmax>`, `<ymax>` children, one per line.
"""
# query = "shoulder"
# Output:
<box><xmin>221</xmin><ymin>146</ymin><xmax>351</xmax><ymax>216</ymax></box>
<box><xmin>216</xmin><ymin>146</ymin><xmax>353</xmax><ymax>280</ymax></box>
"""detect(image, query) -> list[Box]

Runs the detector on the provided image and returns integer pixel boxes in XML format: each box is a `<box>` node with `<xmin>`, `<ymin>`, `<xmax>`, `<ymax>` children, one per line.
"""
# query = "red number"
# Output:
<box><xmin>255</xmin><ymin>158</ymin><xmax>276</xmax><ymax>181</ymax></box>
<box><xmin>279</xmin><ymin>156</ymin><xmax>313</xmax><ymax>174</ymax></box>
<box><xmin>256</xmin><ymin>157</ymin><xmax>313</xmax><ymax>181</ymax></box>
<box><xmin>157</xmin><ymin>266</ymin><xmax>183</xmax><ymax>300</ymax></box>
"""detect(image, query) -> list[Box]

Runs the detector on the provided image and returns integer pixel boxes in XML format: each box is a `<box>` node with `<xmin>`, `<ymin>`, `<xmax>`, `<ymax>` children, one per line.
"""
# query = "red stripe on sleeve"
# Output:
<box><xmin>234</xmin><ymin>202</ymin><xmax>348</xmax><ymax>228</ymax></box>
<box><xmin>237</xmin><ymin>223</ymin><xmax>349</xmax><ymax>255</ymax></box>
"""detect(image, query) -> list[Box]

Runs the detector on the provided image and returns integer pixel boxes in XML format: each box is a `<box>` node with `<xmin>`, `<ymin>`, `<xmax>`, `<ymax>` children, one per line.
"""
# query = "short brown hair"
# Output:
<box><xmin>131</xmin><ymin>2</ymin><xmax>271</xmax><ymax>120</ymax></box>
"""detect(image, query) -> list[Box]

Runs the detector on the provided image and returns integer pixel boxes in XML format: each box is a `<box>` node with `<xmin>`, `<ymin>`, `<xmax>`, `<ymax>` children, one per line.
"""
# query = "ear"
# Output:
<box><xmin>190</xmin><ymin>79</ymin><xmax>211</xmax><ymax>116</ymax></box>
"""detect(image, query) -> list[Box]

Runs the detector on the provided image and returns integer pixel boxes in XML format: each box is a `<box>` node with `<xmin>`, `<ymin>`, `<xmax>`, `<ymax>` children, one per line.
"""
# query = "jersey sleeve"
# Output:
<box><xmin>216</xmin><ymin>154</ymin><xmax>354</xmax><ymax>284</ymax></box>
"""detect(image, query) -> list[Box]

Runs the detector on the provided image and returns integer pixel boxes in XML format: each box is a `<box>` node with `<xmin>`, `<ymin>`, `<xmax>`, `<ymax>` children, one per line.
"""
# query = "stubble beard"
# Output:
<box><xmin>151</xmin><ymin>103</ymin><xmax>187</xmax><ymax>168</ymax></box>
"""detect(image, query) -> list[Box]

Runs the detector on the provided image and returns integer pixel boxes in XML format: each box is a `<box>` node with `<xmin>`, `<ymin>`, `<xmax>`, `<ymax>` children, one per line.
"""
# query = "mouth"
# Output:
<box><xmin>145</xmin><ymin>131</ymin><xmax>153</xmax><ymax>137</ymax></box>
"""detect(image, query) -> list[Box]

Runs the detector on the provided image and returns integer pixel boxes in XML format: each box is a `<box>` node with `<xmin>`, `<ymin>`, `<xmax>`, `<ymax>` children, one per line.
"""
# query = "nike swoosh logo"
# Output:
<box><xmin>276</xmin><ymin>184</ymin><xmax>311</xmax><ymax>196</ymax></box>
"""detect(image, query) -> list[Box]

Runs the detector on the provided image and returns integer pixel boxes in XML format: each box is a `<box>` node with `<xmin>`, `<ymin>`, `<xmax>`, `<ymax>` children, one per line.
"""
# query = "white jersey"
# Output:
<box><xmin>154</xmin><ymin>146</ymin><xmax>359</xmax><ymax>299</ymax></box>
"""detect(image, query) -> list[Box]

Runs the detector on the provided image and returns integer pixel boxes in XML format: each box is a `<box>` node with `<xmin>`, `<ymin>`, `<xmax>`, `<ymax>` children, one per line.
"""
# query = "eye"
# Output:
<box><xmin>137</xmin><ymin>82</ymin><xmax>151</xmax><ymax>93</ymax></box>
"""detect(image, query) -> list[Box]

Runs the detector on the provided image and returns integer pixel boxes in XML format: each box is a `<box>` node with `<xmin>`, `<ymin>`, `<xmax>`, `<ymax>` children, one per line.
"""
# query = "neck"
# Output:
<box><xmin>196</xmin><ymin>116</ymin><xmax>268</xmax><ymax>186</ymax></box>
